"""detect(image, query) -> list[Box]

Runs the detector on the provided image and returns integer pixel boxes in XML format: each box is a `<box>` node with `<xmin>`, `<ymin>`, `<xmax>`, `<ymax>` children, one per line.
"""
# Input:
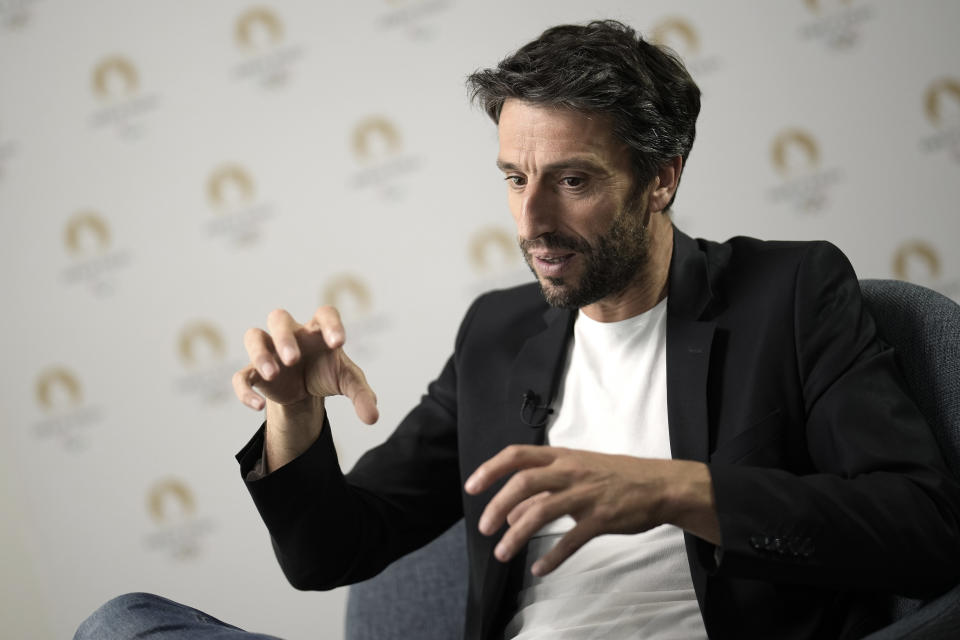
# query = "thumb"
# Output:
<box><xmin>338</xmin><ymin>351</ymin><xmax>379</xmax><ymax>425</ymax></box>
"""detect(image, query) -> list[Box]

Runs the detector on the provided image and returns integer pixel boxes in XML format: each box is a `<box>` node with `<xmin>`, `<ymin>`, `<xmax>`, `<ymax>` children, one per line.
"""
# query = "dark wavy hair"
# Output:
<box><xmin>467</xmin><ymin>20</ymin><xmax>701</xmax><ymax>209</ymax></box>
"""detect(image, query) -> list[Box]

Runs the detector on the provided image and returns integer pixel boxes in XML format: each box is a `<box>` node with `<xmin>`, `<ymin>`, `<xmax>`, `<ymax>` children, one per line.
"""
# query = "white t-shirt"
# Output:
<box><xmin>505</xmin><ymin>298</ymin><xmax>708</xmax><ymax>639</ymax></box>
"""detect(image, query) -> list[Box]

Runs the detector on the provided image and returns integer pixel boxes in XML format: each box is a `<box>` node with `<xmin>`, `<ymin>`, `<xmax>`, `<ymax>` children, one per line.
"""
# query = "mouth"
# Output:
<box><xmin>531</xmin><ymin>252</ymin><xmax>576</xmax><ymax>277</ymax></box>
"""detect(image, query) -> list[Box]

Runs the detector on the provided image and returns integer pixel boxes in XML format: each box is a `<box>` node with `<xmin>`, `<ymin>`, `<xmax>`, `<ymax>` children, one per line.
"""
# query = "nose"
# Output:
<box><xmin>514</xmin><ymin>182</ymin><xmax>555</xmax><ymax>241</ymax></box>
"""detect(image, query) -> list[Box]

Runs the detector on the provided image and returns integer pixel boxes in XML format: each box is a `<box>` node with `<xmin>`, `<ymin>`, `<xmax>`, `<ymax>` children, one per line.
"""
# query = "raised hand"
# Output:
<box><xmin>233</xmin><ymin>306</ymin><xmax>378</xmax><ymax>472</ymax></box>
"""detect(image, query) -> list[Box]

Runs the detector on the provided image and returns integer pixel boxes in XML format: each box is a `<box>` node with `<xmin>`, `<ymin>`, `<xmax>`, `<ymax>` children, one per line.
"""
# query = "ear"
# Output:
<box><xmin>648</xmin><ymin>156</ymin><xmax>683</xmax><ymax>214</ymax></box>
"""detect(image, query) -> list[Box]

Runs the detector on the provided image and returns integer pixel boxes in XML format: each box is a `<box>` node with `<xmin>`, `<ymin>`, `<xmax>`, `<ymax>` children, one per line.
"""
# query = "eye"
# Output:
<box><xmin>561</xmin><ymin>176</ymin><xmax>585</xmax><ymax>188</ymax></box>
<box><xmin>504</xmin><ymin>175</ymin><xmax>526</xmax><ymax>187</ymax></box>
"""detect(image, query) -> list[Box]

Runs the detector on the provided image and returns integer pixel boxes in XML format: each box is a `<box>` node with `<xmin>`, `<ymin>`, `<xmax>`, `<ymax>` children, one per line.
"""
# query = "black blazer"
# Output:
<box><xmin>239</xmin><ymin>227</ymin><xmax>960</xmax><ymax>639</ymax></box>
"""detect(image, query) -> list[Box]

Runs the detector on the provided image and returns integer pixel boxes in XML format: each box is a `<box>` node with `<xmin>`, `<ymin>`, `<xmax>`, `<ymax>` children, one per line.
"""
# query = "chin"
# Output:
<box><xmin>538</xmin><ymin>279</ymin><xmax>580</xmax><ymax>309</ymax></box>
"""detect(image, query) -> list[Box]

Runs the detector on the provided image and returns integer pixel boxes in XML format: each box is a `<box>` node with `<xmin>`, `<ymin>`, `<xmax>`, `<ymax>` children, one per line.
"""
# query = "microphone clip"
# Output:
<box><xmin>520</xmin><ymin>390</ymin><xmax>553</xmax><ymax>428</ymax></box>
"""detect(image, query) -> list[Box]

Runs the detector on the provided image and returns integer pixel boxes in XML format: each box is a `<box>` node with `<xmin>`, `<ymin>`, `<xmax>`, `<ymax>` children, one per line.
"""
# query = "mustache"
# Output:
<box><xmin>519</xmin><ymin>232</ymin><xmax>592</xmax><ymax>254</ymax></box>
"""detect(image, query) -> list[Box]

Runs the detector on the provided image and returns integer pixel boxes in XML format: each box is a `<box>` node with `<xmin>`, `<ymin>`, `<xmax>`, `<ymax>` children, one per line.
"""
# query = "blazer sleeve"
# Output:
<box><xmin>236</xmin><ymin>294</ymin><xmax>486</xmax><ymax>591</ymax></box>
<box><xmin>707</xmin><ymin>241</ymin><xmax>960</xmax><ymax>598</ymax></box>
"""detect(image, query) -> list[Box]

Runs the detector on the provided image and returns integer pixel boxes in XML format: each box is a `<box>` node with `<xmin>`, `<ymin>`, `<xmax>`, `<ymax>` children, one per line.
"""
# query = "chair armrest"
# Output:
<box><xmin>863</xmin><ymin>583</ymin><xmax>960</xmax><ymax>640</ymax></box>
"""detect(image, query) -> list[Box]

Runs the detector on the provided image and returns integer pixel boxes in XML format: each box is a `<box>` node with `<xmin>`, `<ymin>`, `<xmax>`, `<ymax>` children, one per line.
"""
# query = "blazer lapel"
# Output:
<box><xmin>666</xmin><ymin>226</ymin><xmax>720</xmax><ymax>623</ymax></box>
<box><xmin>505</xmin><ymin>305</ymin><xmax>576</xmax><ymax>445</ymax></box>
<box><xmin>666</xmin><ymin>226</ymin><xmax>717</xmax><ymax>464</ymax></box>
<box><xmin>476</xmin><ymin>304</ymin><xmax>575</xmax><ymax>638</ymax></box>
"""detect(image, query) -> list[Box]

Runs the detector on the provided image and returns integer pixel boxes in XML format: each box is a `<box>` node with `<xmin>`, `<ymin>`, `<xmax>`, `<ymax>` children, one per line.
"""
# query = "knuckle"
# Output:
<box><xmin>592</xmin><ymin>504</ymin><xmax>616</xmax><ymax>524</ymax></box>
<box><xmin>527</xmin><ymin>502</ymin><xmax>548</xmax><ymax>523</ymax></box>
<box><xmin>512</xmin><ymin>471</ymin><xmax>531</xmax><ymax>492</ymax></box>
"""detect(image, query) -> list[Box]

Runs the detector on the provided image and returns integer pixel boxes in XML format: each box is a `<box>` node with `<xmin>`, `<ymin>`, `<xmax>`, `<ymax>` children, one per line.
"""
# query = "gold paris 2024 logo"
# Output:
<box><xmin>323</xmin><ymin>274</ymin><xmax>373</xmax><ymax>318</ymax></box>
<box><xmin>892</xmin><ymin>241</ymin><xmax>959</xmax><ymax>301</ymax></box>
<box><xmin>235</xmin><ymin>7</ymin><xmax>284</xmax><ymax>51</ymax></box>
<box><xmin>177</xmin><ymin>322</ymin><xmax>227</xmax><ymax>368</ymax></box>
<box><xmin>65</xmin><ymin>212</ymin><xmax>111</xmax><ymax>257</ymax></box>
<box><xmin>352</xmin><ymin>117</ymin><xmax>402</xmax><ymax>162</ymax></box>
<box><xmin>232</xmin><ymin>6</ymin><xmax>302</xmax><ymax>89</ymax></box>
<box><xmin>33</xmin><ymin>367</ymin><xmax>102</xmax><ymax>450</ymax></box>
<box><xmin>469</xmin><ymin>227</ymin><xmax>517</xmax><ymax>274</ymax></box>
<box><xmin>60</xmin><ymin>212</ymin><xmax>131</xmax><ymax>296</ymax></box>
<box><xmin>767</xmin><ymin>128</ymin><xmax>842</xmax><ymax>213</ymax></box>
<box><xmin>207</xmin><ymin>164</ymin><xmax>256</xmax><ymax>212</ymax></box>
<box><xmin>174</xmin><ymin>321</ymin><xmax>240</xmax><ymax>404</ymax></box>
<box><xmin>650</xmin><ymin>17</ymin><xmax>700</xmax><ymax>57</ymax></box>
<box><xmin>321</xmin><ymin>274</ymin><xmax>389</xmax><ymax>359</ymax></box>
<box><xmin>465</xmin><ymin>227</ymin><xmax>528</xmax><ymax>298</ymax></box>
<box><xmin>204</xmin><ymin>163</ymin><xmax>273</xmax><ymax>245</ymax></box>
<box><xmin>145</xmin><ymin>478</ymin><xmax>215</xmax><ymax>560</ymax></box>
<box><xmin>920</xmin><ymin>78</ymin><xmax>960</xmax><ymax>163</ymax></box>
<box><xmin>799</xmin><ymin>0</ymin><xmax>873</xmax><ymax>50</ymax></box>
<box><xmin>348</xmin><ymin>116</ymin><xmax>421</xmax><ymax>199</ymax></box>
<box><xmin>771</xmin><ymin>129</ymin><xmax>820</xmax><ymax>176</ymax></box>
<box><xmin>893</xmin><ymin>242</ymin><xmax>940</xmax><ymax>283</ymax></box>
<box><xmin>925</xmin><ymin>79</ymin><xmax>960</xmax><ymax>127</ymax></box>
<box><xmin>147</xmin><ymin>478</ymin><xmax>196</xmax><ymax>524</ymax></box>
<box><xmin>649</xmin><ymin>16</ymin><xmax>720</xmax><ymax>76</ymax></box>
<box><xmin>88</xmin><ymin>54</ymin><xmax>159</xmax><ymax>138</ymax></box>
<box><xmin>35</xmin><ymin>367</ymin><xmax>83</xmax><ymax>411</ymax></box>
<box><xmin>91</xmin><ymin>55</ymin><xmax>139</xmax><ymax>101</ymax></box>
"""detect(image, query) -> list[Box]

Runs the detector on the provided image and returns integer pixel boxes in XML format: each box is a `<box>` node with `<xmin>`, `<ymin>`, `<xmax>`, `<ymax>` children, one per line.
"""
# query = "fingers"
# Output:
<box><xmin>507</xmin><ymin>491</ymin><xmax>551</xmax><ymax>526</ymax></box>
<box><xmin>492</xmin><ymin>488</ymin><xmax>574</xmax><ymax>562</ymax></box>
<box><xmin>243</xmin><ymin>327</ymin><xmax>281</xmax><ymax>381</ymax></box>
<box><xmin>465</xmin><ymin>445</ymin><xmax>556</xmax><ymax>495</ymax></box>
<box><xmin>265</xmin><ymin>308</ymin><xmax>301</xmax><ymax>366</ymax></box>
<box><xmin>493</xmin><ymin>487</ymin><xmax>599</xmax><ymax>574</ymax></box>
<box><xmin>530</xmin><ymin>522</ymin><xmax>600</xmax><ymax>577</ymax></box>
<box><xmin>478</xmin><ymin>465</ymin><xmax>565</xmax><ymax>535</ymax></box>
<box><xmin>236</xmin><ymin>304</ymin><xmax>371</xmax><ymax>420</ymax></box>
<box><xmin>232</xmin><ymin>365</ymin><xmax>264</xmax><ymax>410</ymax></box>
<box><xmin>308</xmin><ymin>306</ymin><xmax>346</xmax><ymax>350</ymax></box>
<box><xmin>337</xmin><ymin>351</ymin><xmax>379</xmax><ymax>425</ymax></box>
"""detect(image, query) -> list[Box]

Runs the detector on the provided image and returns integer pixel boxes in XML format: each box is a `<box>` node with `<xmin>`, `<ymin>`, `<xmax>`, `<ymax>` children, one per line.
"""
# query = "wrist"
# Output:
<box><xmin>264</xmin><ymin>396</ymin><xmax>326</xmax><ymax>472</ymax></box>
<box><xmin>665</xmin><ymin>461</ymin><xmax>721</xmax><ymax>545</ymax></box>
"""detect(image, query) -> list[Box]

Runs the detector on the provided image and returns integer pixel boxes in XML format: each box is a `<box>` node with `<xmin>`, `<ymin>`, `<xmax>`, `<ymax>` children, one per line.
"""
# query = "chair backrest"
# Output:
<box><xmin>859</xmin><ymin>279</ymin><xmax>960</xmax><ymax>625</ymax></box>
<box><xmin>344</xmin><ymin>520</ymin><xmax>468</xmax><ymax>640</ymax></box>
<box><xmin>859</xmin><ymin>279</ymin><xmax>960</xmax><ymax>476</ymax></box>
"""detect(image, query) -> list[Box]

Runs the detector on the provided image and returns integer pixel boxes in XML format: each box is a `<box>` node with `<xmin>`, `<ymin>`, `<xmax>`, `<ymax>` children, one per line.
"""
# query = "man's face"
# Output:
<box><xmin>496</xmin><ymin>100</ymin><xmax>652</xmax><ymax>309</ymax></box>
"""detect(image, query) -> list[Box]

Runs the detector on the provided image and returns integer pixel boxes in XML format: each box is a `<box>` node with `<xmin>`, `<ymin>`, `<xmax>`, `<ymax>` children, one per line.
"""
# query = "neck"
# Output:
<box><xmin>580</xmin><ymin>214</ymin><xmax>673</xmax><ymax>323</ymax></box>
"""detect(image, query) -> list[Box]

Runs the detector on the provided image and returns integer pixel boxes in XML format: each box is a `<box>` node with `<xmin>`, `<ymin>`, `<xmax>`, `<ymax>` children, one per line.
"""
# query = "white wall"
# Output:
<box><xmin>1</xmin><ymin>1</ymin><xmax>958</xmax><ymax>638</ymax></box>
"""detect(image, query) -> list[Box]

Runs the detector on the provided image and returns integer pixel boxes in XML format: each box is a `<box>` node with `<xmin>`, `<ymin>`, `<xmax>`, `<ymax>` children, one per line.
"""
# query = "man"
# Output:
<box><xmin>76</xmin><ymin>20</ymin><xmax>960</xmax><ymax>640</ymax></box>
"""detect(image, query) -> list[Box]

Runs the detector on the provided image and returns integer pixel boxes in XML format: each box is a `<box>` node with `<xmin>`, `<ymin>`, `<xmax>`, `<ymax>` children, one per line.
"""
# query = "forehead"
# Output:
<box><xmin>497</xmin><ymin>99</ymin><xmax>628</xmax><ymax>168</ymax></box>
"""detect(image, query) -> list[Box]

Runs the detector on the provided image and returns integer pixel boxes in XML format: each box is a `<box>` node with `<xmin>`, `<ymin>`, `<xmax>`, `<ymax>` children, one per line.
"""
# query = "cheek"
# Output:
<box><xmin>574</xmin><ymin>201</ymin><xmax>618</xmax><ymax>234</ymax></box>
<box><xmin>506</xmin><ymin>191</ymin><xmax>523</xmax><ymax>221</ymax></box>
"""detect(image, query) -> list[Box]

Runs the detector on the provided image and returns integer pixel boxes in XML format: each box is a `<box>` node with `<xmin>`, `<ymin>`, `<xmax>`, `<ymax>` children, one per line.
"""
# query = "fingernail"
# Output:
<box><xmin>247</xmin><ymin>397</ymin><xmax>263</xmax><ymax>410</ymax></box>
<box><xmin>464</xmin><ymin>477</ymin><xmax>477</xmax><ymax>493</ymax></box>
<box><xmin>281</xmin><ymin>347</ymin><xmax>296</xmax><ymax>364</ymax></box>
<box><xmin>531</xmin><ymin>561</ymin><xmax>543</xmax><ymax>576</ymax></box>
<box><xmin>495</xmin><ymin>543</ymin><xmax>508</xmax><ymax>561</ymax></box>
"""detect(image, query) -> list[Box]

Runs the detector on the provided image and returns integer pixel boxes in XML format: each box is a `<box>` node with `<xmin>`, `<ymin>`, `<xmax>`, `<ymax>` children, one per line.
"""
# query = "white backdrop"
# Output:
<box><xmin>1</xmin><ymin>1</ymin><xmax>958</xmax><ymax>638</ymax></box>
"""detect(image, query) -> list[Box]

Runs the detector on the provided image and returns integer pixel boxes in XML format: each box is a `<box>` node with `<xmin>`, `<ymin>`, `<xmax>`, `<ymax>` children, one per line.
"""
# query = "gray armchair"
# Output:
<box><xmin>345</xmin><ymin>279</ymin><xmax>960</xmax><ymax>639</ymax></box>
<box><xmin>860</xmin><ymin>279</ymin><xmax>960</xmax><ymax>639</ymax></box>
<box><xmin>345</xmin><ymin>519</ymin><xmax>468</xmax><ymax>640</ymax></box>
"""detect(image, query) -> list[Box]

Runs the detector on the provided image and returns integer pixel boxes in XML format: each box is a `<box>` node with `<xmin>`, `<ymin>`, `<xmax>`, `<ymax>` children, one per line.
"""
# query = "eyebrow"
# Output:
<box><xmin>495</xmin><ymin>157</ymin><xmax>611</xmax><ymax>176</ymax></box>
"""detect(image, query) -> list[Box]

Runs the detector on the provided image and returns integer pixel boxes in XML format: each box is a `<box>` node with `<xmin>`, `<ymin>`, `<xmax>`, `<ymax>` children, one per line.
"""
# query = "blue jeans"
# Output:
<box><xmin>74</xmin><ymin>592</ymin><xmax>285</xmax><ymax>639</ymax></box>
